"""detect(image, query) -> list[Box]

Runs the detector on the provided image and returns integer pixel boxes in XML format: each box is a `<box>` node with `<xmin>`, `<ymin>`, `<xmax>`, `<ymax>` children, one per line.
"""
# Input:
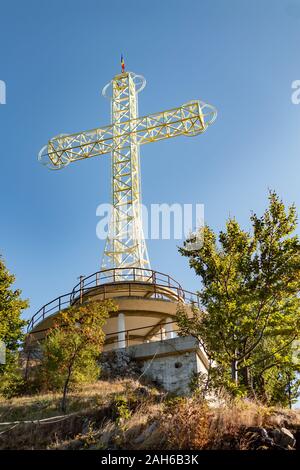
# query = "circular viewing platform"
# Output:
<box><xmin>27</xmin><ymin>268</ymin><xmax>201</xmax><ymax>350</ymax></box>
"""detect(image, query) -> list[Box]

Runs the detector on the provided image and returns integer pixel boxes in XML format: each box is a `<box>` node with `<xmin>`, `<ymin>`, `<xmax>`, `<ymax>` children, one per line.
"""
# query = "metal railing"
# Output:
<box><xmin>25</xmin><ymin>319</ymin><xmax>190</xmax><ymax>354</ymax></box>
<box><xmin>27</xmin><ymin>290</ymin><xmax>78</xmax><ymax>333</ymax></box>
<box><xmin>104</xmin><ymin>319</ymin><xmax>180</xmax><ymax>348</ymax></box>
<box><xmin>69</xmin><ymin>268</ymin><xmax>185</xmax><ymax>303</ymax></box>
<box><xmin>27</xmin><ymin>268</ymin><xmax>201</xmax><ymax>333</ymax></box>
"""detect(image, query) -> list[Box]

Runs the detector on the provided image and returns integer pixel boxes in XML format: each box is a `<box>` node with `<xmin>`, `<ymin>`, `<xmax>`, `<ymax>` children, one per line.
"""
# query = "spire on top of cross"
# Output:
<box><xmin>121</xmin><ymin>54</ymin><xmax>125</xmax><ymax>73</ymax></box>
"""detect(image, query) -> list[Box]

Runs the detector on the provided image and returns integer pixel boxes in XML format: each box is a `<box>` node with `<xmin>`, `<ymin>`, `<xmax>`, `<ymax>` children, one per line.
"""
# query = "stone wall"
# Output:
<box><xmin>100</xmin><ymin>335</ymin><xmax>209</xmax><ymax>395</ymax></box>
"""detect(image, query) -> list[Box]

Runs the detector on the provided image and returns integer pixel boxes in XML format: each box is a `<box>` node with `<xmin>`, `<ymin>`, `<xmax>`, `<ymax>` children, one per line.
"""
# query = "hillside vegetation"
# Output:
<box><xmin>0</xmin><ymin>378</ymin><xmax>299</xmax><ymax>450</ymax></box>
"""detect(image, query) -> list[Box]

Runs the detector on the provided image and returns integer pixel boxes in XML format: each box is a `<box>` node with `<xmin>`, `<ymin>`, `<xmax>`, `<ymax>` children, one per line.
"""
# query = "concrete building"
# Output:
<box><xmin>27</xmin><ymin>268</ymin><xmax>209</xmax><ymax>393</ymax></box>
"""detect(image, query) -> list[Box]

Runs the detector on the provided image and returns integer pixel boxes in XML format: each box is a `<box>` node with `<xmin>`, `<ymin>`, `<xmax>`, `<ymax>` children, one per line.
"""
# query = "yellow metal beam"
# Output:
<box><xmin>38</xmin><ymin>71</ymin><xmax>217</xmax><ymax>274</ymax></box>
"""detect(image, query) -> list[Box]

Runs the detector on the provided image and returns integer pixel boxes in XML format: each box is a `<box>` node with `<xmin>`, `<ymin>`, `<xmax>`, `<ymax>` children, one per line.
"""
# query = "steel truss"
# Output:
<box><xmin>39</xmin><ymin>71</ymin><xmax>217</xmax><ymax>275</ymax></box>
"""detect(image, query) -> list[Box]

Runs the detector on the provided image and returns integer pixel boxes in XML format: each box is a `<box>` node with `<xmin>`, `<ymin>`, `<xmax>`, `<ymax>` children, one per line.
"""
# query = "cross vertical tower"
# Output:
<box><xmin>38</xmin><ymin>65</ymin><xmax>217</xmax><ymax>278</ymax></box>
<box><xmin>102</xmin><ymin>72</ymin><xmax>150</xmax><ymax>273</ymax></box>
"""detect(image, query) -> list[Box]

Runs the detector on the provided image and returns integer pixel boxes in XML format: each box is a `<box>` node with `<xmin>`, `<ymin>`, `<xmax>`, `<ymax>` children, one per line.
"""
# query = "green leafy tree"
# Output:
<box><xmin>177</xmin><ymin>192</ymin><xmax>300</xmax><ymax>404</ymax></box>
<box><xmin>38</xmin><ymin>300</ymin><xmax>117</xmax><ymax>412</ymax></box>
<box><xmin>0</xmin><ymin>256</ymin><xmax>28</xmax><ymax>397</ymax></box>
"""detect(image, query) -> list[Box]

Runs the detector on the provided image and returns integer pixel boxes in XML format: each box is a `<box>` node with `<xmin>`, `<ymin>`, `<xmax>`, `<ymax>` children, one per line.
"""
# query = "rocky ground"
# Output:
<box><xmin>0</xmin><ymin>378</ymin><xmax>299</xmax><ymax>450</ymax></box>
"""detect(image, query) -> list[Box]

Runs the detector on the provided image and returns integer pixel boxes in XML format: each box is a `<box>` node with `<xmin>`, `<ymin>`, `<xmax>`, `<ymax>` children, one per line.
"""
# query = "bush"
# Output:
<box><xmin>0</xmin><ymin>354</ymin><xmax>25</xmax><ymax>398</ymax></box>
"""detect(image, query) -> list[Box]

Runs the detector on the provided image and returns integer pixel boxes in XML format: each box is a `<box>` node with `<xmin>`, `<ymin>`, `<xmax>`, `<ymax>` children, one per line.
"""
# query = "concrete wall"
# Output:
<box><xmin>141</xmin><ymin>349</ymin><xmax>198</xmax><ymax>394</ymax></box>
<box><xmin>125</xmin><ymin>335</ymin><xmax>209</xmax><ymax>395</ymax></box>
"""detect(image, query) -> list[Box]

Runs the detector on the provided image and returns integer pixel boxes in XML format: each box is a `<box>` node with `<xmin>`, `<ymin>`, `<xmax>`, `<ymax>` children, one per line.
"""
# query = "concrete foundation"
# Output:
<box><xmin>107</xmin><ymin>335</ymin><xmax>209</xmax><ymax>395</ymax></box>
<box><xmin>27</xmin><ymin>269</ymin><xmax>207</xmax><ymax>395</ymax></box>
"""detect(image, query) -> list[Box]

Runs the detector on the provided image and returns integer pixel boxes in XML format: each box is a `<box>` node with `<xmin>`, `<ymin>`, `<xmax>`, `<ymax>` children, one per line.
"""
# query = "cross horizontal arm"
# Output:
<box><xmin>38</xmin><ymin>100</ymin><xmax>217</xmax><ymax>169</ymax></box>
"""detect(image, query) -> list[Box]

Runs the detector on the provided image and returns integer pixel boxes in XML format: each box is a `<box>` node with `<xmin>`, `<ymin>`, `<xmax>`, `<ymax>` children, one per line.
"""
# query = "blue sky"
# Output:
<box><xmin>1</xmin><ymin>0</ymin><xmax>300</xmax><ymax>323</ymax></box>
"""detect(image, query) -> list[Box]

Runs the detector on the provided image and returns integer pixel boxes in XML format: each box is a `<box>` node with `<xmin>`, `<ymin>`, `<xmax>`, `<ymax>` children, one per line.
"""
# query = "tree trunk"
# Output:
<box><xmin>24</xmin><ymin>349</ymin><xmax>32</xmax><ymax>382</ymax></box>
<box><xmin>204</xmin><ymin>361</ymin><xmax>213</xmax><ymax>396</ymax></box>
<box><xmin>231</xmin><ymin>359</ymin><xmax>238</xmax><ymax>384</ymax></box>
<box><xmin>61</xmin><ymin>367</ymin><xmax>72</xmax><ymax>413</ymax></box>
<box><xmin>240</xmin><ymin>365</ymin><xmax>249</xmax><ymax>386</ymax></box>
<box><xmin>61</xmin><ymin>348</ymin><xmax>79</xmax><ymax>412</ymax></box>
<box><xmin>288</xmin><ymin>373</ymin><xmax>292</xmax><ymax>409</ymax></box>
<box><xmin>240</xmin><ymin>365</ymin><xmax>255</xmax><ymax>397</ymax></box>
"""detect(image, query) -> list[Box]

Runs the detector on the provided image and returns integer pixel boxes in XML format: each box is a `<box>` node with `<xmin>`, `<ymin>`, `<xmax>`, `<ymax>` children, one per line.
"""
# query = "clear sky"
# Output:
<box><xmin>1</xmin><ymin>0</ymin><xmax>300</xmax><ymax>323</ymax></box>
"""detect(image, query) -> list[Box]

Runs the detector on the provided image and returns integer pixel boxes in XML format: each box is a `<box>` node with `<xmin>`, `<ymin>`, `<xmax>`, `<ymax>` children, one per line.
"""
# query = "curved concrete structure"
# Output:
<box><xmin>27</xmin><ymin>269</ymin><xmax>199</xmax><ymax>352</ymax></box>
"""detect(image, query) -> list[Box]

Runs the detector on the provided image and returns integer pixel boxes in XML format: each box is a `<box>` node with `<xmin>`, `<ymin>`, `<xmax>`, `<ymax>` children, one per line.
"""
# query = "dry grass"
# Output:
<box><xmin>67</xmin><ymin>394</ymin><xmax>300</xmax><ymax>451</ymax></box>
<box><xmin>155</xmin><ymin>397</ymin><xmax>300</xmax><ymax>450</ymax></box>
<box><xmin>0</xmin><ymin>379</ymin><xmax>299</xmax><ymax>450</ymax></box>
<box><xmin>0</xmin><ymin>378</ymin><xmax>162</xmax><ymax>449</ymax></box>
<box><xmin>0</xmin><ymin>379</ymin><xmax>131</xmax><ymax>422</ymax></box>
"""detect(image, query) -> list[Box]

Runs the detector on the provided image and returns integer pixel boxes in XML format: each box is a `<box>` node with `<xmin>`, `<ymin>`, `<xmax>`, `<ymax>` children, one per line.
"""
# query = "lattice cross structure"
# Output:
<box><xmin>39</xmin><ymin>71</ymin><xmax>217</xmax><ymax>276</ymax></box>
